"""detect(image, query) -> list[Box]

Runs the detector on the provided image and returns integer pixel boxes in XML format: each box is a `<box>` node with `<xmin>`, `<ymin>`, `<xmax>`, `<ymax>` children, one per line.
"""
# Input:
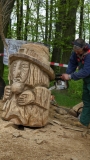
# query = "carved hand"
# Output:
<box><xmin>17</xmin><ymin>90</ymin><xmax>35</xmax><ymax>106</ymax></box>
<box><xmin>3</xmin><ymin>85</ymin><xmax>12</xmax><ymax>101</ymax></box>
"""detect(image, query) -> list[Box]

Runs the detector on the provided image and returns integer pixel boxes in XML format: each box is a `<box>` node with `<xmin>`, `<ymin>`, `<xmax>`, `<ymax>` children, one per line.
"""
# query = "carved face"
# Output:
<box><xmin>12</xmin><ymin>60</ymin><xmax>29</xmax><ymax>83</ymax></box>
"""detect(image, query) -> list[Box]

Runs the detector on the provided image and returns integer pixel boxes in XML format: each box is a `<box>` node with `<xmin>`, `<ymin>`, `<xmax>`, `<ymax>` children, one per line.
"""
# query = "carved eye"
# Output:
<box><xmin>22</xmin><ymin>64</ymin><xmax>26</xmax><ymax>68</ymax></box>
<box><xmin>21</xmin><ymin>62</ymin><xmax>29</xmax><ymax>68</ymax></box>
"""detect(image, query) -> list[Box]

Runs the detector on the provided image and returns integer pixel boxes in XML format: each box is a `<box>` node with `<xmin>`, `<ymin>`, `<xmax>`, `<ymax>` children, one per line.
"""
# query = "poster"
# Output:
<box><xmin>3</xmin><ymin>39</ymin><xmax>27</xmax><ymax>65</ymax></box>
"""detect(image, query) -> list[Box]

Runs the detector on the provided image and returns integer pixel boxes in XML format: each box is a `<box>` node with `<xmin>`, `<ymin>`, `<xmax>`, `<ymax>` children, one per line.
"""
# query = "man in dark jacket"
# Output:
<box><xmin>61</xmin><ymin>38</ymin><xmax>90</xmax><ymax>129</ymax></box>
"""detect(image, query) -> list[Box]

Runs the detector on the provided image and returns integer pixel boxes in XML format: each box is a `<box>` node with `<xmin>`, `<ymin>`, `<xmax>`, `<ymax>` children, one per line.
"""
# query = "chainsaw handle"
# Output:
<box><xmin>55</xmin><ymin>74</ymin><xmax>65</xmax><ymax>81</ymax></box>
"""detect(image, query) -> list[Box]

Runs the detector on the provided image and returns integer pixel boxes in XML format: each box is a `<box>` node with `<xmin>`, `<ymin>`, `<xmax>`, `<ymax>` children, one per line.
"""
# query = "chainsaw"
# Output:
<box><xmin>49</xmin><ymin>73</ymin><xmax>69</xmax><ymax>91</ymax></box>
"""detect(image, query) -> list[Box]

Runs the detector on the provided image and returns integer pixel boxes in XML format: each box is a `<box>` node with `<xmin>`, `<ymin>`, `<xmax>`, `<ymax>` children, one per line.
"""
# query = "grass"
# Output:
<box><xmin>51</xmin><ymin>89</ymin><xmax>81</xmax><ymax>108</ymax></box>
<box><xmin>50</xmin><ymin>79</ymin><xmax>83</xmax><ymax>108</ymax></box>
<box><xmin>3</xmin><ymin>65</ymin><xmax>9</xmax><ymax>85</ymax></box>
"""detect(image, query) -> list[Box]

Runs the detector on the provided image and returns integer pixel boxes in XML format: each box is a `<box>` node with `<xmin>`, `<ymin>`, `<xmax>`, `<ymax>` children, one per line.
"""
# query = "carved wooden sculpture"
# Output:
<box><xmin>2</xmin><ymin>43</ymin><xmax>55</xmax><ymax>127</ymax></box>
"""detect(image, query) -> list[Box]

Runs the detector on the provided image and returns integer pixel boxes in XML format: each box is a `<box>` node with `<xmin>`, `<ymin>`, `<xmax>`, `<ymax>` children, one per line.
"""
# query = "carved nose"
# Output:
<box><xmin>14</xmin><ymin>69</ymin><xmax>21</xmax><ymax>78</ymax></box>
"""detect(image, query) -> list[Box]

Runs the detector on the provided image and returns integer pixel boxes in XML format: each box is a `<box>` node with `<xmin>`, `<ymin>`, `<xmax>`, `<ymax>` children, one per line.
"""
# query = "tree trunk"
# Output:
<box><xmin>24</xmin><ymin>0</ymin><xmax>29</xmax><ymax>40</ymax></box>
<box><xmin>48</xmin><ymin>0</ymin><xmax>53</xmax><ymax>44</ymax></box>
<box><xmin>35</xmin><ymin>0</ymin><xmax>40</xmax><ymax>41</ymax></box>
<box><xmin>16</xmin><ymin>0</ymin><xmax>23</xmax><ymax>40</ymax></box>
<box><xmin>45</xmin><ymin>0</ymin><xmax>49</xmax><ymax>43</ymax></box>
<box><xmin>0</xmin><ymin>39</ymin><xmax>4</xmax><ymax>76</ymax></box>
<box><xmin>0</xmin><ymin>0</ymin><xmax>15</xmax><ymax>76</ymax></box>
<box><xmin>79</xmin><ymin>0</ymin><xmax>84</xmax><ymax>38</ymax></box>
<box><xmin>60</xmin><ymin>0</ymin><xmax>79</xmax><ymax>73</ymax></box>
<box><xmin>51</xmin><ymin>0</ymin><xmax>66</xmax><ymax>72</ymax></box>
<box><xmin>88</xmin><ymin>6</ymin><xmax>90</xmax><ymax>43</ymax></box>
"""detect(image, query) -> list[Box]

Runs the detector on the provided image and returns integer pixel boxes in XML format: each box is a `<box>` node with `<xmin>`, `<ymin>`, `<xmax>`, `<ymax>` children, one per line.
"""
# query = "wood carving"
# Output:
<box><xmin>2</xmin><ymin>43</ymin><xmax>55</xmax><ymax>127</ymax></box>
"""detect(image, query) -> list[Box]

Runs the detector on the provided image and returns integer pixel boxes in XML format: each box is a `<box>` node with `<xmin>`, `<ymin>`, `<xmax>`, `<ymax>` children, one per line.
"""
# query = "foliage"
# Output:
<box><xmin>68</xmin><ymin>79</ymin><xmax>83</xmax><ymax>99</ymax></box>
<box><xmin>3</xmin><ymin>65</ymin><xmax>9</xmax><ymax>85</ymax></box>
<box><xmin>6</xmin><ymin>0</ymin><xmax>90</xmax><ymax>69</ymax></box>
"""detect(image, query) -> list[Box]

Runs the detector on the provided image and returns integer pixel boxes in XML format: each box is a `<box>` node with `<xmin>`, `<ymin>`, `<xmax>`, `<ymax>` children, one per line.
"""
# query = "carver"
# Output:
<box><xmin>61</xmin><ymin>38</ymin><xmax>90</xmax><ymax>128</ymax></box>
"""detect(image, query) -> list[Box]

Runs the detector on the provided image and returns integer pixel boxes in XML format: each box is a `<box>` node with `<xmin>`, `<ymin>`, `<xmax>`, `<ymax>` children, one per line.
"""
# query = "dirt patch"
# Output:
<box><xmin>0</xmin><ymin>100</ymin><xmax>90</xmax><ymax>160</ymax></box>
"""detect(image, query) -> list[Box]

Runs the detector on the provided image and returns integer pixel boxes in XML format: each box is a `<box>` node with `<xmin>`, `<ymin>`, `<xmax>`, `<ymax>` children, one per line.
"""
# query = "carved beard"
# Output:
<box><xmin>11</xmin><ymin>82</ymin><xmax>25</xmax><ymax>94</ymax></box>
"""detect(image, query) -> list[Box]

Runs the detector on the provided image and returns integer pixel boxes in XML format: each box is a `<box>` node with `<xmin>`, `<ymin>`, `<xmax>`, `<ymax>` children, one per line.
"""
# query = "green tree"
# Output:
<box><xmin>51</xmin><ymin>0</ymin><xmax>79</xmax><ymax>72</ymax></box>
<box><xmin>4</xmin><ymin>0</ymin><xmax>90</xmax><ymax>75</ymax></box>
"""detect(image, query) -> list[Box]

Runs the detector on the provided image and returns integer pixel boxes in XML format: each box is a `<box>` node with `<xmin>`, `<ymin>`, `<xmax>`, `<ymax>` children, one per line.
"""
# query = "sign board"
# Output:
<box><xmin>3</xmin><ymin>39</ymin><xmax>27</xmax><ymax>65</ymax></box>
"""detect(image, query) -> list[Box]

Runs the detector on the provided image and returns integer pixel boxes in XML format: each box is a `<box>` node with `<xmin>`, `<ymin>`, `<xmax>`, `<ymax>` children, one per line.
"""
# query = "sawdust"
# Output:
<box><xmin>0</xmin><ymin>100</ymin><xmax>90</xmax><ymax>160</ymax></box>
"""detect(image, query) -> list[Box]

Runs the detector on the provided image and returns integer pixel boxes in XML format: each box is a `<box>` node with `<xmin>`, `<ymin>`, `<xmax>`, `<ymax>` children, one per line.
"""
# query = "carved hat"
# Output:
<box><xmin>9</xmin><ymin>42</ymin><xmax>55</xmax><ymax>80</ymax></box>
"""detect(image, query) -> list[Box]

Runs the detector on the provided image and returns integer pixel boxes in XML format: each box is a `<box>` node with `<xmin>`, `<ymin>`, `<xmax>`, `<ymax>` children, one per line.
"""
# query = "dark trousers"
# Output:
<box><xmin>80</xmin><ymin>78</ymin><xmax>90</xmax><ymax>126</ymax></box>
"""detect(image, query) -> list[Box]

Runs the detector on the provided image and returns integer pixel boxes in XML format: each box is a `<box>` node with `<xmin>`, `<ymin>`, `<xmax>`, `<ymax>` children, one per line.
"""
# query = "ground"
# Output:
<box><xmin>0</xmin><ymin>100</ymin><xmax>90</xmax><ymax>160</ymax></box>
